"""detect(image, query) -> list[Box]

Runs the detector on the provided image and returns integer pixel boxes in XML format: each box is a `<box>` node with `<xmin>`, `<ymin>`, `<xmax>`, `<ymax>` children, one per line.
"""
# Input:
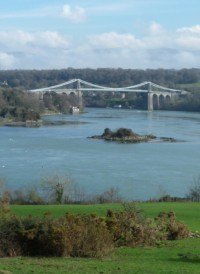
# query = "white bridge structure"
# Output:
<box><xmin>29</xmin><ymin>78</ymin><xmax>187</xmax><ymax>111</ymax></box>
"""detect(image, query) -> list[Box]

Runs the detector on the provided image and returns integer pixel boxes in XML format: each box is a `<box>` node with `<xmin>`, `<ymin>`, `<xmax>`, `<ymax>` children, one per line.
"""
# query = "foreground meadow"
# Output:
<box><xmin>0</xmin><ymin>202</ymin><xmax>199</xmax><ymax>274</ymax></box>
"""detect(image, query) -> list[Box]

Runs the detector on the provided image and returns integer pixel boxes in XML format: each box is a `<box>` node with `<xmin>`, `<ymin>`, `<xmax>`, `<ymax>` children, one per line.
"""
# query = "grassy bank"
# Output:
<box><xmin>0</xmin><ymin>238</ymin><xmax>200</xmax><ymax>274</ymax></box>
<box><xmin>0</xmin><ymin>202</ymin><xmax>199</xmax><ymax>274</ymax></box>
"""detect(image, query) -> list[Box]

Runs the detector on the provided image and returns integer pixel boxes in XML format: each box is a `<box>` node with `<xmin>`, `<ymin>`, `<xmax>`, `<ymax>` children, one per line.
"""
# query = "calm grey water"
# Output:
<box><xmin>0</xmin><ymin>108</ymin><xmax>200</xmax><ymax>200</ymax></box>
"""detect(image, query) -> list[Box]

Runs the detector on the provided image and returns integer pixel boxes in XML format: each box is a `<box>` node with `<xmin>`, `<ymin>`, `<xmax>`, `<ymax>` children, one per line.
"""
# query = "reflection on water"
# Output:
<box><xmin>0</xmin><ymin>108</ymin><xmax>200</xmax><ymax>200</ymax></box>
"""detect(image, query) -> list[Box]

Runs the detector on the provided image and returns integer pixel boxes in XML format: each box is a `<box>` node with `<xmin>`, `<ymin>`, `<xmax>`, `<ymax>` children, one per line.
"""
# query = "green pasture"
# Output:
<box><xmin>0</xmin><ymin>202</ymin><xmax>199</xmax><ymax>274</ymax></box>
<box><xmin>0</xmin><ymin>239</ymin><xmax>200</xmax><ymax>274</ymax></box>
<box><xmin>11</xmin><ymin>202</ymin><xmax>200</xmax><ymax>231</ymax></box>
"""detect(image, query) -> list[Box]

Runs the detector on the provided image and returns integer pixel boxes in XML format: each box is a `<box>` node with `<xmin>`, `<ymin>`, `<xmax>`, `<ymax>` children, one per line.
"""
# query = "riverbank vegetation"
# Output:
<box><xmin>0</xmin><ymin>68</ymin><xmax>200</xmax><ymax>122</ymax></box>
<box><xmin>0</xmin><ymin>87</ymin><xmax>80</xmax><ymax>124</ymax></box>
<box><xmin>1</xmin><ymin>68</ymin><xmax>200</xmax><ymax>113</ymax></box>
<box><xmin>0</xmin><ymin>174</ymin><xmax>200</xmax><ymax>206</ymax></box>
<box><xmin>0</xmin><ymin>88</ymin><xmax>41</xmax><ymax>123</ymax></box>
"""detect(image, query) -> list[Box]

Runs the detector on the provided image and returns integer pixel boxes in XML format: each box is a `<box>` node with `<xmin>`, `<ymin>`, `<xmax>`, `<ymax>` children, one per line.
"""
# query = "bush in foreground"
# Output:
<box><xmin>156</xmin><ymin>211</ymin><xmax>189</xmax><ymax>240</ymax></box>
<box><xmin>0</xmin><ymin>206</ymin><xmax>22</xmax><ymax>257</ymax></box>
<box><xmin>0</xmin><ymin>204</ymin><xmax>189</xmax><ymax>258</ymax></box>
<box><xmin>106</xmin><ymin>204</ymin><xmax>189</xmax><ymax>247</ymax></box>
<box><xmin>18</xmin><ymin>214</ymin><xmax>114</xmax><ymax>258</ymax></box>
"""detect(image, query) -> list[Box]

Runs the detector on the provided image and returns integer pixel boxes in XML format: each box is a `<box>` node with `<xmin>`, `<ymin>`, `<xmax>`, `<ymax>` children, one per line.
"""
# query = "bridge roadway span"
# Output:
<box><xmin>29</xmin><ymin>79</ymin><xmax>187</xmax><ymax>111</ymax></box>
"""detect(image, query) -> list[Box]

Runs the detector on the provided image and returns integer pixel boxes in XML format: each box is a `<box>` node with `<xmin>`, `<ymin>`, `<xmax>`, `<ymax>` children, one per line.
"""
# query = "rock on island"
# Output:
<box><xmin>89</xmin><ymin>128</ymin><xmax>157</xmax><ymax>143</ymax></box>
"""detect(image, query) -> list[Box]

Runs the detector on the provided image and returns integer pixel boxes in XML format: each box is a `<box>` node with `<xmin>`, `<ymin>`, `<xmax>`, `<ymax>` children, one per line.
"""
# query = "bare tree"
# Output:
<box><xmin>41</xmin><ymin>174</ymin><xmax>75</xmax><ymax>204</ymax></box>
<box><xmin>187</xmin><ymin>176</ymin><xmax>200</xmax><ymax>202</ymax></box>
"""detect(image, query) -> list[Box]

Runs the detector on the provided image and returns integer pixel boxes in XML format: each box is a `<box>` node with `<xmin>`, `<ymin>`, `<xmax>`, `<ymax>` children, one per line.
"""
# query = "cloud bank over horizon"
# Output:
<box><xmin>0</xmin><ymin>2</ymin><xmax>199</xmax><ymax>70</ymax></box>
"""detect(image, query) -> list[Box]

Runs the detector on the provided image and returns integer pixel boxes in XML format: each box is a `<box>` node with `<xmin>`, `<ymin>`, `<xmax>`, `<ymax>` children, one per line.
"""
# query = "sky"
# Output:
<box><xmin>0</xmin><ymin>0</ymin><xmax>199</xmax><ymax>69</ymax></box>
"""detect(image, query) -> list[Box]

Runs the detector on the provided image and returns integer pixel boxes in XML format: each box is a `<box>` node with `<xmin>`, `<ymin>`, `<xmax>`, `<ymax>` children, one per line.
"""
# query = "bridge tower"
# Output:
<box><xmin>77</xmin><ymin>79</ymin><xmax>83</xmax><ymax>110</ymax></box>
<box><xmin>147</xmin><ymin>82</ymin><xmax>153</xmax><ymax>111</ymax></box>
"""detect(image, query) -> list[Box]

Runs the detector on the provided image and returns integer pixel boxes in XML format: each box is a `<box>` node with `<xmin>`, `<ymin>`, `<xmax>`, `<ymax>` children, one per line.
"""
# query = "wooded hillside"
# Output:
<box><xmin>0</xmin><ymin>68</ymin><xmax>200</xmax><ymax>90</ymax></box>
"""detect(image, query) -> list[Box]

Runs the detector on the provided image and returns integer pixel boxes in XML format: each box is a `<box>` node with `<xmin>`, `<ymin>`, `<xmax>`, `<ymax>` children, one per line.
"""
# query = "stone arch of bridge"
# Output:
<box><xmin>165</xmin><ymin>94</ymin><xmax>171</xmax><ymax>105</ymax></box>
<box><xmin>152</xmin><ymin>94</ymin><xmax>159</xmax><ymax>110</ymax></box>
<box><xmin>159</xmin><ymin>94</ymin><xmax>165</xmax><ymax>109</ymax></box>
<box><xmin>148</xmin><ymin>92</ymin><xmax>172</xmax><ymax>111</ymax></box>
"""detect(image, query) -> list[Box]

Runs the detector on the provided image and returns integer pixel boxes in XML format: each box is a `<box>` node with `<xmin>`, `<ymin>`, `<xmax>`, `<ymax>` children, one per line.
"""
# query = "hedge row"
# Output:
<box><xmin>0</xmin><ymin>204</ymin><xmax>189</xmax><ymax>258</ymax></box>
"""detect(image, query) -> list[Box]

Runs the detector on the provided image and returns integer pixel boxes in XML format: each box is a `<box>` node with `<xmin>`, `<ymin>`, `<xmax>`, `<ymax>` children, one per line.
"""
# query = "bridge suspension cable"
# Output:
<box><xmin>28</xmin><ymin>78</ymin><xmax>186</xmax><ymax>94</ymax></box>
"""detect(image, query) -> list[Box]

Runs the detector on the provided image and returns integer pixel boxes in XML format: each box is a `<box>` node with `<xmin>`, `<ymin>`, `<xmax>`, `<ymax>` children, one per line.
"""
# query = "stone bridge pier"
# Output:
<box><xmin>148</xmin><ymin>92</ymin><xmax>173</xmax><ymax>111</ymax></box>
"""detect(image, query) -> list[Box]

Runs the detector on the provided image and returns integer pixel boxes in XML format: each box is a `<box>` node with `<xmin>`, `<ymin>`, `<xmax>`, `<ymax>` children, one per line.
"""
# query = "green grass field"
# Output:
<box><xmin>0</xmin><ymin>202</ymin><xmax>200</xmax><ymax>274</ymax></box>
<box><xmin>11</xmin><ymin>202</ymin><xmax>200</xmax><ymax>230</ymax></box>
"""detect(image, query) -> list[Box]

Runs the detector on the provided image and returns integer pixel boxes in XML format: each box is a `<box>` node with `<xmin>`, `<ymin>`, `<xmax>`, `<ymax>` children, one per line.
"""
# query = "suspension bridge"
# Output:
<box><xmin>29</xmin><ymin>79</ymin><xmax>187</xmax><ymax>111</ymax></box>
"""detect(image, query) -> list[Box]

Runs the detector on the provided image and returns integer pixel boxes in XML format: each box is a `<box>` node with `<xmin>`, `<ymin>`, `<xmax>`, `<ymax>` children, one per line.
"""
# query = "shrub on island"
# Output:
<box><xmin>89</xmin><ymin>127</ymin><xmax>156</xmax><ymax>143</ymax></box>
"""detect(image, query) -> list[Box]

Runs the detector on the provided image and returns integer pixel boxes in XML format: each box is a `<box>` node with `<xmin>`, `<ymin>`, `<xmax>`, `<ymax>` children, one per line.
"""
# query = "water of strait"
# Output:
<box><xmin>0</xmin><ymin>108</ymin><xmax>200</xmax><ymax>200</ymax></box>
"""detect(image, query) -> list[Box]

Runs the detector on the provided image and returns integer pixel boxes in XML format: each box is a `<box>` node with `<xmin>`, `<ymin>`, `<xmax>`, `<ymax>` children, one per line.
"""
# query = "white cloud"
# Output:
<box><xmin>88</xmin><ymin>32</ymin><xmax>142</xmax><ymax>49</ymax></box>
<box><xmin>88</xmin><ymin>30</ymin><xmax>168</xmax><ymax>52</ymax></box>
<box><xmin>0</xmin><ymin>23</ymin><xmax>199</xmax><ymax>69</ymax></box>
<box><xmin>0</xmin><ymin>30</ymin><xmax>33</xmax><ymax>48</ymax></box>
<box><xmin>175</xmin><ymin>51</ymin><xmax>197</xmax><ymax>67</ymax></box>
<box><xmin>148</xmin><ymin>22</ymin><xmax>165</xmax><ymax>36</ymax></box>
<box><xmin>177</xmin><ymin>25</ymin><xmax>200</xmax><ymax>34</ymax></box>
<box><xmin>0</xmin><ymin>30</ymin><xmax>70</xmax><ymax>69</ymax></box>
<box><xmin>0</xmin><ymin>52</ymin><xmax>15</xmax><ymax>69</ymax></box>
<box><xmin>33</xmin><ymin>31</ymin><xmax>69</xmax><ymax>48</ymax></box>
<box><xmin>0</xmin><ymin>30</ymin><xmax>69</xmax><ymax>51</ymax></box>
<box><xmin>61</xmin><ymin>5</ymin><xmax>86</xmax><ymax>23</ymax></box>
<box><xmin>86</xmin><ymin>23</ymin><xmax>200</xmax><ymax>68</ymax></box>
<box><xmin>176</xmin><ymin>36</ymin><xmax>200</xmax><ymax>51</ymax></box>
<box><xmin>176</xmin><ymin>25</ymin><xmax>200</xmax><ymax>51</ymax></box>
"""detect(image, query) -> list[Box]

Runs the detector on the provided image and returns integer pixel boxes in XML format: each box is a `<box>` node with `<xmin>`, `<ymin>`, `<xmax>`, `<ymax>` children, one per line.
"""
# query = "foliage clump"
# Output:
<box><xmin>0</xmin><ymin>202</ymin><xmax>189</xmax><ymax>258</ymax></box>
<box><xmin>90</xmin><ymin>128</ymin><xmax>156</xmax><ymax>143</ymax></box>
<box><xmin>106</xmin><ymin>204</ymin><xmax>189</xmax><ymax>247</ymax></box>
<box><xmin>155</xmin><ymin>211</ymin><xmax>189</xmax><ymax>240</ymax></box>
<box><xmin>0</xmin><ymin>203</ymin><xmax>22</xmax><ymax>257</ymax></box>
<box><xmin>0</xmin><ymin>89</ymin><xmax>42</xmax><ymax>121</ymax></box>
<box><xmin>0</xmin><ymin>208</ymin><xmax>113</xmax><ymax>258</ymax></box>
<box><xmin>102</xmin><ymin>128</ymin><xmax>139</xmax><ymax>139</ymax></box>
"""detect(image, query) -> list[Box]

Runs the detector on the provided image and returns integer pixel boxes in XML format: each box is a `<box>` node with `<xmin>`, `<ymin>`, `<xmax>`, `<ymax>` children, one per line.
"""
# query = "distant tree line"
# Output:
<box><xmin>0</xmin><ymin>68</ymin><xmax>200</xmax><ymax>90</ymax></box>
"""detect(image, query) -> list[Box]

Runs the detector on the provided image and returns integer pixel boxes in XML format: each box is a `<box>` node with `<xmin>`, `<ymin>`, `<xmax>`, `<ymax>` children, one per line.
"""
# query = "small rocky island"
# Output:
<box><xmin>89</xmin><ymin>128</ymin><xmax>176</xmax><ymax>143</ymax></box>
